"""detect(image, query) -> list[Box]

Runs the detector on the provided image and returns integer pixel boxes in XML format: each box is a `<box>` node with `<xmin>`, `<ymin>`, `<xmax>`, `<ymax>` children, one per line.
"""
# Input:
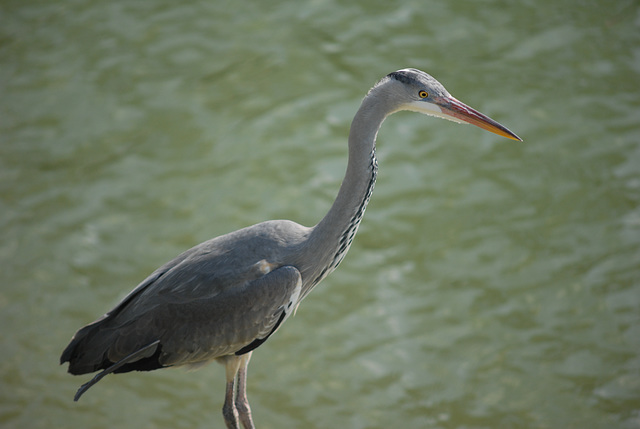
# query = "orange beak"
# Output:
<box><xmin>438</xmin><ymin>96</ymin><xmax>522</xmax><ymax>141</ymax></box>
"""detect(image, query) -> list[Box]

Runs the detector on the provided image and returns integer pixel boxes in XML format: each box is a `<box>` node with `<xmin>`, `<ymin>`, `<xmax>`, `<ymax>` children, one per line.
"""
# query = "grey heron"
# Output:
<box><xmin>61</xmin><ymin>68</ymin><xmax>521</xmax><ymax>429</ymax></box>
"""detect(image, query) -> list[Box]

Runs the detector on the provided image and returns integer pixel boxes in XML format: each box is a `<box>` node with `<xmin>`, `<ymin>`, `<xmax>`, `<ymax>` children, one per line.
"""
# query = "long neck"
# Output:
<box><xmin>303</xmin><ymin>92</ymin><xmax>392</xmax><ymax>290</ymax></box>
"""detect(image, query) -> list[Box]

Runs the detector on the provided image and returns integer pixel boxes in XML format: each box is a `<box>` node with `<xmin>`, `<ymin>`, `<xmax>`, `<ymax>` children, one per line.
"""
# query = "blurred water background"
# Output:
<box><xmin>1</xmin><ymin>0</ymin><xmax>639</xmax><ymax>428</ymax></box>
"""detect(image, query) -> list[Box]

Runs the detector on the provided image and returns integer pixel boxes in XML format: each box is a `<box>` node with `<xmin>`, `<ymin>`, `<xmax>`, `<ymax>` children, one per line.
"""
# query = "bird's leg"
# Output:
<box><xmin>235</xmin><ymin>352</ymin><xmax>255</xmax><ymax>429</ymax></box>
<box><xmin>222</xmin><ymin>356</ymin><xmax>242</xmax><ymax>429</ymax></box>
<box><xmin>223</xmin><ymin>378</ymin><xmax>239</xmax><ymax>429</ymax></box>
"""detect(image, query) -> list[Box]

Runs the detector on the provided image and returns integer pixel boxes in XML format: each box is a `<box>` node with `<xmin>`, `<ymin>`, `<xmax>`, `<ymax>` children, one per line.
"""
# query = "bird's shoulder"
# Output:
<box><xmin>108</xmin><ymin>220</ymin><xmax>311</xmax><ymax>314</ymax></box>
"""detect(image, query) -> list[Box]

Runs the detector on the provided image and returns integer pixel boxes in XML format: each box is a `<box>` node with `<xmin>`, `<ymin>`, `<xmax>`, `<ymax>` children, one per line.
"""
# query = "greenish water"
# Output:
<box><xmin>1</xmin><ymin>1</ymin><xmax>639</xmax><ymax>428</ymax></box>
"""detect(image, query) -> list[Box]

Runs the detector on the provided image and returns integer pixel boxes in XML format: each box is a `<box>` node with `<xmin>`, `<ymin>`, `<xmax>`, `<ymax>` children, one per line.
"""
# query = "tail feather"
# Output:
<box><xmin>61</xmin><ymin>315</ymin><xmax>166</xmax><ymax>401</ymax></box>
<box><xmin>60</xmin><ymin>319</ymin><xmax>111</xmax><ymax>374</ymax></box>
<box><xmin>72</xmin><ymin>340</ymin><xmax>161</xmax><ymax>401</ymax></box>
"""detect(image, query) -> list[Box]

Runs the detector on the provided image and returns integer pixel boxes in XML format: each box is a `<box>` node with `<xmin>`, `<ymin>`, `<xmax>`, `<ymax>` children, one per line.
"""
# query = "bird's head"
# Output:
<box><xmin>375</xmin><ymin>68</ymin><xmax>522</xmax><ymax>141</ymax></box>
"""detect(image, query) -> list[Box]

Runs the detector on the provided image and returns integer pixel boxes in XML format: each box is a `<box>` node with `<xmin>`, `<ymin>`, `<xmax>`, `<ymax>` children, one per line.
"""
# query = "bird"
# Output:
<box><xmin>60</xmin><ymin>68</ymin><xmax>521</xmax><ymax>429</ymax></box>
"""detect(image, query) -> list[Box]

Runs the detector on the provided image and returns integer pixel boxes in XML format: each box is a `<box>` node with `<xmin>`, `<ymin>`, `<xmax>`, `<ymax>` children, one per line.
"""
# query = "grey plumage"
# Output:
<box><xmin>61</xmin><ymin>69</ymin><xmax>521</xmax><ymax>429</ymax></box>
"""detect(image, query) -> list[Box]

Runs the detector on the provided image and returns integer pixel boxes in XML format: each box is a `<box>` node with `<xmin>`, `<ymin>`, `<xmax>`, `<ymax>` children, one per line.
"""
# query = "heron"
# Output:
<box><xmin>60</xmin><ymin>68</ymin><xmax>521</xmax><ymax>428</ymax></box>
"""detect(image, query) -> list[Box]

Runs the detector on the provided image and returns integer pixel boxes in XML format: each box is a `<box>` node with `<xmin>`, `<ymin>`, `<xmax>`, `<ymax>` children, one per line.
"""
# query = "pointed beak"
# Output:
<box><xmin>437</xmin><ymin>96</ymin><xmax>522</xmax><ymax>141</ymax></box>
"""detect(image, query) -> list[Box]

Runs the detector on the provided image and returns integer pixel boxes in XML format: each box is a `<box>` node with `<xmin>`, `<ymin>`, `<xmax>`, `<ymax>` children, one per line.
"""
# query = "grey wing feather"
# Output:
<box><xmin>69</xmin><ymin>265</ymin><xmax>302</xmax><ymax>400</ymax></box>
<box><xmin>63</xmin><ymin>258</ymin><xmax>302</xmax><ymax>374</ymax></box>
<box><xmin>156</xmin><ymin>264</ymin><xmax>302</xmax><ymax>366</ymax></box>
<box><xmin>61</xmin><ymin>221</ymin><xmax>309</xmax><ymax>375</ymax></box>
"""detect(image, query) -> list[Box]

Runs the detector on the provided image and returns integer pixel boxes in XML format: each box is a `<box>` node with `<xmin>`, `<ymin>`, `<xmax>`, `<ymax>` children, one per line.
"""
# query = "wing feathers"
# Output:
<box><xmin>61</xmin><ymin>264</ymin><xmax>303</xmax><ymax>375</ymax></box>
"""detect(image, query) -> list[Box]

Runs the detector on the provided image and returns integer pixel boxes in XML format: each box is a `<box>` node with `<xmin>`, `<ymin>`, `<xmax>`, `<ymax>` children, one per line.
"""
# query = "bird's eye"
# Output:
<box><xmin>419</xmin><ymin>90</ymin><xmax>428</xmax><ymax>98</ymax></box>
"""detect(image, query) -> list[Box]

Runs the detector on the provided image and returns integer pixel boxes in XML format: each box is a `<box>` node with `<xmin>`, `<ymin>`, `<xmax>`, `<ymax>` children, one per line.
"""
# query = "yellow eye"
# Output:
<box><xmin>419</xmin><ymin>90</ymin><xmax>428</xmax><ymax>98</ymax></box>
